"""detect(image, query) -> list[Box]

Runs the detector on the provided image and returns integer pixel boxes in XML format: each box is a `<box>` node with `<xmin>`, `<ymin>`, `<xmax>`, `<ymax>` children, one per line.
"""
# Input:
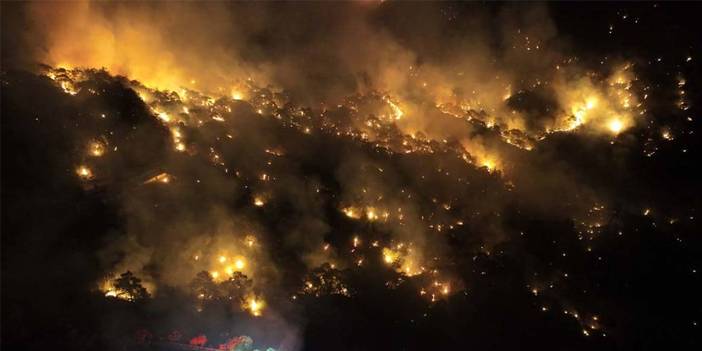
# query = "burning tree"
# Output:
<box><xmin>190</xmin><ymin>270</ymin><xmax>253</xmax><ymax>303</ymax></box>
<box><xmin>301</xmin><ymin>263</ymin><xmax>350</xmax><ymax>297</ymax></box>
<box><xmin>190</xmin><ymin>271</ymin><xmax>219</xmax><ymax>300</ymax></box>
<box><xmin>111</xmin><ymin>271</ymin><xmax>150</xmax><ymax>301</ymax></box>
<box><xmin>218</xmin><ymin>272</ymin><xmax>253</xmax><ymax>303</ymax></box>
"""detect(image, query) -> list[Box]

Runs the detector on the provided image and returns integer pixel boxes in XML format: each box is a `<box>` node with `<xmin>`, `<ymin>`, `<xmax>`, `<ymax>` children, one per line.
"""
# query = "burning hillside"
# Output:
<box><xmin>2</xmin><ymin>1</ymin><xmax>701</xmax><ymax>350</ymax></box>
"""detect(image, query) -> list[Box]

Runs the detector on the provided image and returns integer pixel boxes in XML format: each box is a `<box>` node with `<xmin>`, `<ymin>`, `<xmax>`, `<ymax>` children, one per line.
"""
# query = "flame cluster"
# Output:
<box><xmin>42</xmin><ymin>53</ymin><xmax>650</xmax><ymax>326</ymax></box>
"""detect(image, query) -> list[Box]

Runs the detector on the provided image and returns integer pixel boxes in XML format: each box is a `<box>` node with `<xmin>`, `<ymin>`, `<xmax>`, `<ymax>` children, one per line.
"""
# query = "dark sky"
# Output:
<box><xmin>2</xmin><ymin>2</ymin><xmax>701</xmax><ymax>351</ymax></box>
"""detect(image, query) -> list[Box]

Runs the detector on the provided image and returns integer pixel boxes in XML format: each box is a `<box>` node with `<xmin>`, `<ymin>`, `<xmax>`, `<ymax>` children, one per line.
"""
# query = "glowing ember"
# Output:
<box><xmin>382</xmin><ymin>248</ymin><xmax>399</xmax><ymax>264</ymax></box>
<box><xmin>231</xmin><ymin>90</ymin><xmax>244</xmax><ymax>100</ymax></box>
<box><xmin>607</xmin><ymin>118</ymin><xmax>624</xmax><ymax>134</ymax></box>
<box><xmin>244</xmin><ymin>235</ymin><xmax>256</xmax><ymax>247</ymax></box>
<box><xmin>244</xmin><ymin>296</ymin><xmax>265</xmax><ymax>317</ymax></box>
<box><xmin>383</xmin><ymin>96</ymin><xmax>404</xmax><ymax>120</ymax></box>
<box><xmin>157</xmin><ymin>112</ymin><xmax>171</xmax><ymax>123</ymax></box>
<box><xmin>482</xmin><ymin>159</ymin><xmax>496</xmax><ymax>172</ymax></box>
<box><xmin>88</xmin><ymin>141</ymin><xmax>105</xmax><ymax>157</ymax></box>
<box><xmin>144</xmin><ymin>172</ymin><xmax>171</xmax><ymax>184</ymax></box>
<box><xmin>586</xmin><ymin>97</ymin><xmax>598</xmax><ymax>110</ymax></box>
<box><xmin>234</xmin><ymin>258</ymin><xmax>246</xmax><ymax>270</ymax></box>
<box><xmin>342</xmin><ymin>207</ymin><xmax>361</xmax><ymax>219</ymax></box>
<box><xmin>366</xmin><ymin>208</ymin><xmax>379</xmax><ymax>221</ymax></box>
<box><xmin>76</xmin><ymin>165</ymin><xmax>93</xmax><ymax>180</ymax></box>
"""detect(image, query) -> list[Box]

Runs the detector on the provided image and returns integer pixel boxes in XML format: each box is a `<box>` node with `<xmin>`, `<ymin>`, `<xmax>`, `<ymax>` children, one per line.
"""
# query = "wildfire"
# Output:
<box><xmin>21</xmin><ymin>0</ymin><xmax>683</xmax><ymax>340</ymax></box>
<box><xmin>244</xmin><ymin>235</ymin><xmax>256</xmax><ymax>248</ymax></box>
<box><xmin>234</xmin><ymin>258</ymin><xmax>246</xmax><ymax>270</ymax></box>
<box><xmin>244</xmin><ymin>296</ymin><xmax>265</xmax><ymax>317</ymax></box>
<box><xmin>104</xmin><ymin>289</ymin><xmax>131</xmax><ymax>300</ymax></box>
<box><xmin>60</xmin><ymin>81</ymin><xmax>78</xmax><ymax>95</ymax></box>
<box><xmin>341</xmin><ymin>205</ymin><xmax>389</xmax><ymax>222</ymax></box>
<box><xmin>100</xmin><ymin>275</ymin><xmax>153</xmax><ymax>302</ymax></box>
<box><xmin>380</xmin><ymin>244</ymin><xmax>425</xmax><ymax>278</ymax></box>
<box><xmin>38</xmin><ymin>35</ymin><xmax>650</xmax><ymax>325</ymax></box>
<box><xmin>87</xmin><ymin>140</ymin><xmax>106</xmax><ymax>157</ymax></box>
<box><xmin>586</xmin><ymin>97</ymin><xmax>598</xmax><ymax>110</ymax></box>
<box><xmin>383</xmin><ymin>96</ymin><xmax>404</xmax><ymax>120</ymax></box>
<box><xmin>76</xmin><ymin>165</ymin><xmax>93</xmax><ymax>180</ymax></box>
<box><xmin>170</xmin><ymin>126</ymin><xmax>186</xmax><ymax>152</ymax></box>
<box><xmin>102</xmin><ymin>277</ymin><xmax>132</xmax><ymax>301</ymax></box>
<box><xmin>607</xmin><ymin>118</ymin><xmax>624</xmax><ymax>135</ymax></box>
<box><xmin>342</xmin><ymin>207</ymin><xmax>361</xmax><ymax>219</ymax></box>
<box><xmin>425</xmin><ymin>280</ymin><xmax>452</xmax><ymax>302</ymax></box>
<box><xmin>366</xmin><ymin>208</ymin><xmax>379</xmax><ymax>221</ymax></box>
<box><xmin>231</xmin><ymin>90</ymin><xmax>245</xmax><ymax>101</ymax></box>
<box><xmin>482</xmin><ymin>159</ymin><xmax>496</xmax><ymax>172</ymax></box>
<box><xmin>144</xmin><ymin>172</ymin><xmax>171</xmax><ymax>184</ymax></box>
<box><xmin>157</xmin><ymin>111</ymin><xmax>171</xmax><ymax>123</ymax></box>
<box><xmin>382</xmin><ymin>247</ymin><xmax>399</xmax><ymax>264</ymax></box>
<box><xmin>553</xmin><ymin>64</ymin><xmax>640</xmax><ymax>136</ymax></box>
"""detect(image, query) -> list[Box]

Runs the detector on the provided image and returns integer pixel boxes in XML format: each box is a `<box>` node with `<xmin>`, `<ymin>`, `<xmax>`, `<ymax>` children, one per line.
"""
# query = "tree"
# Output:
<box><xmin>218</xmin><ymin>272</ymin><xmax>253</xmax><ymax>302</ymax></box>
<box><xmin>113</xmin><ymin>271</ymin><xmax>150</xmax><ymax>301</ymax></box>
<box><xmin>190</xmin><ymin>270</ymin><xmax>219</xmax><ymax>300</ymax></box>
<box><xmin>302</xmin><ymin>263</ymin><xmax>350</xmax><ymax>297</ymax></box>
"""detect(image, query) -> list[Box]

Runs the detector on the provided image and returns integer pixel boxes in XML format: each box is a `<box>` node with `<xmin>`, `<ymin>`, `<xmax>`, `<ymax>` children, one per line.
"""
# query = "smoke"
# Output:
<box><xmin>17</xmin><ymin>3</ymin><xmax>586</xmax><ymax>102</ymax></box>
<box><xmin>6</xmin><ymin>1</ymin><xmax>691</xmax><ymax>349</ymax></box>
<box><xmin>25</xmin><ymin>1</ymin><xmax>259</xmax><ymax>92</ymax></box>
<box><xmin>13</xmin><ymin>0</ymin><xmax>581</xmax><ymax>285</ymax></box>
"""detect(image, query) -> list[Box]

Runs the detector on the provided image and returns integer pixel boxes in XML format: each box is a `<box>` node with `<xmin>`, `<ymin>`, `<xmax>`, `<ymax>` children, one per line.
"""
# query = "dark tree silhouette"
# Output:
<box><xmin>218</xmin><ymin>272</ymin><xmax>253</xmax><ymax>302</ymax></box>
<box><xmin>190</xmin><ymin>270</ymin><xmax>219</xmax><ymax>300</ymax></box>
<box><xmin>113</xmin><ymin>271</ymin><xmax>150</xmax><ymax>301</ymax></box>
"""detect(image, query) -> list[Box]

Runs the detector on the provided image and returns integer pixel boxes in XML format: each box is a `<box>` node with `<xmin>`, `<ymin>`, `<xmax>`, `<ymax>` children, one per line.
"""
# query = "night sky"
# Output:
<box><xmin>2</xmin><ymin>2</ymin><xmax>701</xmax><ymax>351</ymax></box>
